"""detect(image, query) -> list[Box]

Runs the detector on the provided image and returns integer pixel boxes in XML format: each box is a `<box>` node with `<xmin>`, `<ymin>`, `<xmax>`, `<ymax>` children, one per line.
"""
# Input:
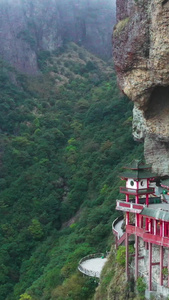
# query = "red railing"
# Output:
<box><xmin>126</xmin><ymin>225</ymin><xmax>169</xmax><ymax>247</ymax></box>
<box><xmin>117</xmin><ymin>233</ymin><xmax>126</xmax><ymax>246</ymax></box>
<box><xmin>116</xmin><ymin>200</ymin><xmax>144</xmax><ymax>212</ymax></box>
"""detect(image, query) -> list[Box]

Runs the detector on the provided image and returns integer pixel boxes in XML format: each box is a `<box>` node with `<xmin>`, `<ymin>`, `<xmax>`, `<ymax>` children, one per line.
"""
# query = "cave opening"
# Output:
<box><xmin>145</xmin><ymin>86</ymin><xmax>169</xmax><ymax>120</ymax></box>
<box><xmin>162</xmin><ymin>0</ymin><xmax>169</xmax><ymax>6</ymax></box>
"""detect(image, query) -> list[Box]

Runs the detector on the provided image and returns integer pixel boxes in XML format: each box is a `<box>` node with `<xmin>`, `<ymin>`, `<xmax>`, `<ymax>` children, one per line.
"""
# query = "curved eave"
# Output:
<box><xmin>120</xmin><ymin>176</ymin><xmax>155</xmax><ymax>180</ymax></box>
<box><xmin>140</xmin><ymin>207</ymin><xmax>169</xmax><ymax>222</ymax></box>
<box><xmin>123</xmin><ymin>166</ymin><xmax>151</xmax><ymax>170</ymax></box>
<box><xmin>161</xmin><ymin>184</ymin><xmax>169</xmax><ymax>189</ymax></box>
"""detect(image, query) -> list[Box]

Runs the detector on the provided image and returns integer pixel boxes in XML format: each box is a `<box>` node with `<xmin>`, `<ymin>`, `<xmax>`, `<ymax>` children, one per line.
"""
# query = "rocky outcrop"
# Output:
<box><xmin>0</xmin><ymin>0</ymin><xmax>116</xmax><ymax>74</ymax></box>
<box><xmin>113</xmin><ymin>0</ymin><xmax>169</xmax><ymax>175</ymax></box>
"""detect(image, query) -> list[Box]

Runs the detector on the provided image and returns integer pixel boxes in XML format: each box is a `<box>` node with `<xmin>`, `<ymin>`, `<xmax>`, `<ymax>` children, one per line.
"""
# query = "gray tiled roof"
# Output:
<box><xmin>120</xmin><ymin>169</ymin><xmax>156</xmax><ymax>180</ymax></box>
<box><xmin>161</xmin><ymin>178</ymin><xmax>169</xmax><ymax>188</ymax></box>
<box><xmin>120</xmin><ymin>160</ymin><xmax>156</xmax><ymax>179</ymax></box>
<box><xmin>140</xmin><ymin>207</ymin><xmax>169</xmax><ymax>221</ymax></box>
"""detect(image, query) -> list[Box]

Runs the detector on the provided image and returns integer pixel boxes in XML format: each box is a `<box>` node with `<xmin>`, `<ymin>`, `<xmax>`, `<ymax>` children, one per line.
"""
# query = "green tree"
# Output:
<box><xmin>19</xmin><ymin>293</ymin><xmax>33</xmax><ymax>300</ymax></box>
<box><xmin>28</xmin><ymin>219</ymin><xmax>44</xmax><ymax>240</ymax></box>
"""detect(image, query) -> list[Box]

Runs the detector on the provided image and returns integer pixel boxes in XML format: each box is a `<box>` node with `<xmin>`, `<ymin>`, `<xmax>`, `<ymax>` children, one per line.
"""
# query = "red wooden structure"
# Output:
<box><xmin>114</xmin><ymin>160</ymin><xmax>169</xmax><ymax>291</ymax></box>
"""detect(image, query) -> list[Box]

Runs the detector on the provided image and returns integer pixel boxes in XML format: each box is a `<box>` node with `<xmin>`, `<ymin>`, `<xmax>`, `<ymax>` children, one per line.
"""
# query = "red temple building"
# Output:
<box><xmin>113</xmin><ymin>160</ymin><xmax>169</xmax><ymax>298</ymax></box>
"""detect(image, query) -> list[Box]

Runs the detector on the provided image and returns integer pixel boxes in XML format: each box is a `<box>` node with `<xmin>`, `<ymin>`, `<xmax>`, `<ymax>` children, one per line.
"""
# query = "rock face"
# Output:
<box><xmin>113</xmin><ymin>0</ymin><xmax>169</xmax><ymax>175</ymax></box>
<box><xmin>0</xmin><ymin>0</ymin><xmax>116</xmax><ymax>74</ymax></box>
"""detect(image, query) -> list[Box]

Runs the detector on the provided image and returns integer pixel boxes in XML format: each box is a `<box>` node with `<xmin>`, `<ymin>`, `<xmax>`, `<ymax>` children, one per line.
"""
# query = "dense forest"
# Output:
<box><xmin>0</xmin><ymin>43</ymin><xmax>143</xmax><ymax>300</ymax></box>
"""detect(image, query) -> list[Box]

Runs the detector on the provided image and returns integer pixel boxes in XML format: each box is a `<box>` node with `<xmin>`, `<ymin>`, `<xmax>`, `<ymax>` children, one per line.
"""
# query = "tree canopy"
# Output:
<box><xmin>0</xmin><ymin>44</ymin><xmax>143</xmax><ymax>300</ymax></box>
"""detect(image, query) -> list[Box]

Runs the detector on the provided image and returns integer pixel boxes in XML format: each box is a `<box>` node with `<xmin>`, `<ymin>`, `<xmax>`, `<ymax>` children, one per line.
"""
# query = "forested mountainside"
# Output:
<box><xmin>0</xmin><ymin>0</ymin><xmax>116</xmax><ymax>74</ymax></box>
<box><xmin>0</xmin><ymin>43</ymin><xmax>143</xmax><ymax>300</ymax></box>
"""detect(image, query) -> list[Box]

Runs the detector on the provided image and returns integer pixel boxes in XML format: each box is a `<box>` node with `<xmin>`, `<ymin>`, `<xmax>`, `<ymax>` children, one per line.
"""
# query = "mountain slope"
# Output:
<box><xmin>0</xmin><ymin>44</ymin><xmax>143</xmax><ymax>300</ymax></box>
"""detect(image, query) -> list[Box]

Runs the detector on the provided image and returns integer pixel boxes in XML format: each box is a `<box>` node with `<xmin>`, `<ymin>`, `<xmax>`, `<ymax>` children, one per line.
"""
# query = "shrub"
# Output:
<box><xmin>116</xmin><ymin>246</ymin><xmax>126</xmax><ymax>266</ymax></box>
<box><xmin>162</xmin><ymin>267</ymin><xmax>168</xmax><ymax>278</ymax></box>
<box><xmin>136</xmin><ymin>277</ymin><xmax>146</xmax><ymax>299</ymax></box>
<box><xmin>116</xmin><ymin>245</ymin><xmax>134</xmax><ymax>267</ymax></box>
<box><xmin>19</xmin><ymin>293</ymin><xmax>32</xmax><ymax>300</ymax></box>
<box><xmin>113</xmin><ymin>18</ymin><xmax>130</xmax><ymax>37</ymax></box>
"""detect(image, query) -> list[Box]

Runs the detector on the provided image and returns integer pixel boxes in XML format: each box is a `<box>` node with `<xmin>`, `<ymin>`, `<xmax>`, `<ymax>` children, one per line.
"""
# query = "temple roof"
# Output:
<box><xmin>140</xmin><ymin>207</ymin><xmax>169</xmax><ymax>221</ymax></box>
<box><xmin>120</xmin><ymin>160</ymin><xmax>156</xmax><ymax>179</ymax></box>
<box><xmin>123</xmin><ymin>160</ymin><xmax>151</xmax><ymax>170</ymax></box>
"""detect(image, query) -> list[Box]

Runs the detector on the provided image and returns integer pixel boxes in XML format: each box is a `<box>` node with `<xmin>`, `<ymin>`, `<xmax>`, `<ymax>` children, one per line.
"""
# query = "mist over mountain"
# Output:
<box><xmin>0</xmin><ymin>0</ymin><xmax>116</xmax><ymax>74</ymax></box>
<box><xmin>0</xmin><ymin>1</ymin><xmax>146</xmax><ymax>300</ymax></box>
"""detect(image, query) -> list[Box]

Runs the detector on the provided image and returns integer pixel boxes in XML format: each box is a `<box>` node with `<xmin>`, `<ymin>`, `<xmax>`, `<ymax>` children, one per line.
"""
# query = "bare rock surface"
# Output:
<box><xmin>113</xmin><ymin>0</ymin><xmax>169</xmax><ymax>175</ymax></box>
<box><xmin>0</xmin><ymin>0</ymin><xmax>116</xmax><ymax>74</ymax></box>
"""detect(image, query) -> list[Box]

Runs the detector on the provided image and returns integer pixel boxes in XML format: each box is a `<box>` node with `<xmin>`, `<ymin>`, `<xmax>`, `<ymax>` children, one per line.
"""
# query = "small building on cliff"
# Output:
<box><xmin>113</xmin><ymin>160</ymin><xmax>169</xmax><ymax>299</ymax></box>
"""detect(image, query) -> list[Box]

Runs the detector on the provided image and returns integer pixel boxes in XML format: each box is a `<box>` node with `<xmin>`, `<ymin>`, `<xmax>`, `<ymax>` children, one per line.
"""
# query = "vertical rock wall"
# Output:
<box><xmin>0</xmin><ymin>0</ymin><xmax>116</xmax><ymax>74</ymax></box>
<box><xmin>113</xmin><ymin>0</ymin><xmax>169</xmax><ymax>175</ymax></box>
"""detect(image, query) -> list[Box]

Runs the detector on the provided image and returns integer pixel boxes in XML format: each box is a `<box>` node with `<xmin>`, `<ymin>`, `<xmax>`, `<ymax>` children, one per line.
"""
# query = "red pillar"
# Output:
<box><xmin>162</xmin><ymin>221</ymin><xmax>165</xmax><ymax>237</ymax></box>
<box><xmin>126</xmin><ymin>194</ymin><xmax>129</xmax><ymax>202</ymax></box>
<box><xmin>147</xmin><ymin>179</ymin><xmax>149</xmax><ymax>188</ymax></box>
<box><xmin>136</xmin><ymin>214</ymin><xmax>139</xmax><ymax>227</ymax></box>
<box><xmin>136</xmin><ymin>195</ymin><xmax>139</xmax><ymax>204</ymax></box>
<box><xmin>136</xmin><ymin>181</ymin><xmax>139</xmax><ymax>204</ymax></box>
<box><xmin>149</xmin><ymin>219</ymin><xmax>151</xmax><ymax>233</ymax></box>
<box><xmin>146</xmin><ymin>218</ymin><xmax>148</xmax><ymax>231</ymax></box>
<box><xmin>160</xmin><ymin>222</ymin><xmax>162</xmax><ymax>237</ymax></box>
<box><xmin>148</xmin><ymin>219</ymin><xmax>151</xmax><ymax>233</ymax></box>
<box><xmin>164</xmin><ymin>222</ymin><xmax>167</xmax><ymax>236</ymax></box>
<box><xmin>149</xmin><ymin>242</ymin><xmax>152</xmax><ymax>291</ymax></box>
<box><xmin>151</xmin><ymin>219</ymin><xmax>154</xmax><ymax>234</ymax></box>
<box><xmin>166</xmin><ymin>223</ymin><xmax>168</xmax><ymax>237</ymax></box>
<box><xmin>146</xmin><ymin>194</ymin><xmax>149</xmax><ymax>206</ymax></box>
<box><xmin>168</xmin><ymin>251</ymin><xmax>169</xmax><ymax>288</ymax></box>
<box><xmin>141</xmin><ymin>216</ymin><xmax>143</xmax><ymax>228</ymax></box>
<box><xmin>126</xmin><ymin>212</ymin><xmax>129</xmax><ymax>225</ymax></box>
<box><xmin>160</xmin><ymin>246</ymin><xmax>163</xmax><ymax>286</ymax></box>
<box><xmin>154</xmin><ymin>220</ymin><xmax>157</xmax><ymax>235</ymax></box>
<box><xmin>126</xmin><ymin>233</ymin><xmax>129</xmax><ymax>280</ymax></box>
<box><xmin>135</xmin><ymin>235</ymin><xmax>139</xmax><ymax>281</ymax></box>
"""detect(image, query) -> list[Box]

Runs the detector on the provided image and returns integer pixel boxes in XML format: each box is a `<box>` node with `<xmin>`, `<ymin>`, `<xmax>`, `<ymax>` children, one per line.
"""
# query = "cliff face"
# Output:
<box><xmin>0</xmin><ymin>0</ymin><xmax>115</xmax><ymax>74</ymax></box>
<box><xmin>113</xmin><ymin>0</ymin><xmax>169</xmax><ymax>175</ymax></box>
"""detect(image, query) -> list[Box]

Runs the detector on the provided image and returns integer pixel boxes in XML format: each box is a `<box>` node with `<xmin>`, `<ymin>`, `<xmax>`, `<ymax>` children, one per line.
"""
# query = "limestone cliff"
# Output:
<box><xmin>0</xmin><ymin>0</ymin><xmax>115</xmax><ymax>74</ymax></box>
<box><xmin>113</xmin><ymin>0</ymin><xmax>169</xmax><ymax>176</ymax></box>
